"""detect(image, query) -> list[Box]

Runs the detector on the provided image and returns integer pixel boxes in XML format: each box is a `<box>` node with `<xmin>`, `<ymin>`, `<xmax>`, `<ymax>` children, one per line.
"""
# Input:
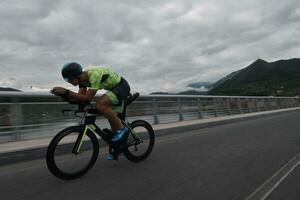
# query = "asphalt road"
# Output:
<box><xmin>0</xmin><ymin>111</ymin><xmax>300</xmax><ymax>200</ymax></box>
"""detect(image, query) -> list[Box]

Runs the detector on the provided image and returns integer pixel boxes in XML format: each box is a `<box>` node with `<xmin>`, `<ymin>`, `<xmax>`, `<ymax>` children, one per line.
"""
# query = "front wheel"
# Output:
<box><xmin>46</xmin><ymin>126</ymin><xmax>99</xmax><ymax>180</ymax></box>
<box><xmin>123</xmin><ymin>120</ymin><xmax>155</xmax><ymax>162</ymax></box>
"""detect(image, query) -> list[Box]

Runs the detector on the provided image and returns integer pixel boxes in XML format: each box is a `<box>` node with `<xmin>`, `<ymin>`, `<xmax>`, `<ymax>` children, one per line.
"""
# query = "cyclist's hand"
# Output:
<box><xmin>51</xmin><ymin>87</ymin><xmax>68</xmax><ymax>96</ymax></box>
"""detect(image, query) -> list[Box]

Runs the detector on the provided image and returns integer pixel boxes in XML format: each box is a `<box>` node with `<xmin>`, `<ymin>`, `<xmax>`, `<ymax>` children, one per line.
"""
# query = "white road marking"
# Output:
<box><xmin>245</xmin><ymin>152</ymin><xmax>300</xmax><ymax>200</ymax></box>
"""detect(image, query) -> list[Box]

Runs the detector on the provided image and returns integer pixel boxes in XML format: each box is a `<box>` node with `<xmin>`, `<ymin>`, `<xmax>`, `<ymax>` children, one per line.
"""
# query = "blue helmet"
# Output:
<box><xmin>61</xmin><ymin>62</ymin><xmax>83</xmax><ymax>82</ymax></box>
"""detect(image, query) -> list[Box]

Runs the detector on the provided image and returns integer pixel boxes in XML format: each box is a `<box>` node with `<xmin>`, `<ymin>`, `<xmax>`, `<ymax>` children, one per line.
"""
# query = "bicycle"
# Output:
<box><xmin>46</xmin><ymin>93</ymin><xmax>155</xmax><ymax>180</ymax></box>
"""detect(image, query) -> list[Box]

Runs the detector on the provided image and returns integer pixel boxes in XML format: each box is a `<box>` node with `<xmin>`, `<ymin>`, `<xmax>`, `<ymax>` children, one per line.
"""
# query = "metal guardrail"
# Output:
<box><xmin>0</xmin><ymin>91</ymin><xmax>300</xmax><ymax>143</ymax></box>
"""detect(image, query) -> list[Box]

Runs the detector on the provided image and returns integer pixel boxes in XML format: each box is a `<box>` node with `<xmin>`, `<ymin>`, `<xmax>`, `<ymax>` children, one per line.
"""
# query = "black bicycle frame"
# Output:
<box><xmin>72</xmin><ymin>112</ymin><xmax>124</xmax><ymax>154</ymax></box>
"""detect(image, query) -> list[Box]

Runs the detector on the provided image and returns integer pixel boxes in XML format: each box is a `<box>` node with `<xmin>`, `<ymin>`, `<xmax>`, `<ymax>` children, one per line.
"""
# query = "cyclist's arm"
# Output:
<box><xmin>78</xmin><ymin>87</ymin><xmax>87</xmax><ymax>95</ymax></box>
<box><xmin>67</xmin><ymin>89</ymin><xmax>97</xmax><ymax>102</ymax></box>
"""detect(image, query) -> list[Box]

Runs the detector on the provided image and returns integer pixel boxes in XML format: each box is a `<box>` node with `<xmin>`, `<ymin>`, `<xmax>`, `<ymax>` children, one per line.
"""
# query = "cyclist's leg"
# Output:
<box><xmin>95</xmin><ymin>94</ymin><xmax>123</xmax><ymax>132</ymax></box>
<box><xmin>96</xmin><ymin>93</ymin><xmax>126</xmax><ymax>160</ymax></box>
<box><xmin>108</xmin><ymin>79</ymin><xmax>131</xmax><ymax>141</ymax></box>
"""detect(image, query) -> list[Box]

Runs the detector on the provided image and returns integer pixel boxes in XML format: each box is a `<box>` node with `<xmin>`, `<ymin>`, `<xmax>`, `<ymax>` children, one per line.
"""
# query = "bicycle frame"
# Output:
<box><xmin>71</xmin><ymin>110</ymin><xmax>142</xmax><ymax>155</ymax></box>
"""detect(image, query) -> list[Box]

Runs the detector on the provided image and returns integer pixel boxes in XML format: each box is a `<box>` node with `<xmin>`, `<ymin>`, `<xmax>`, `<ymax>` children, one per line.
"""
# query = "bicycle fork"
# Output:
<box><xmin>72</xmin><ymin>125</ymin><xmax>89</xmax><ymax>154</ymax></box>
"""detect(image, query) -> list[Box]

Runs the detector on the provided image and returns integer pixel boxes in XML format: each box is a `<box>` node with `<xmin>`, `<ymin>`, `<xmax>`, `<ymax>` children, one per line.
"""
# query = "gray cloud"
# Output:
<box><xmin>1</xmin><ymin>0</ymin><xmax>300</xmax><ymax>93</ymax></box>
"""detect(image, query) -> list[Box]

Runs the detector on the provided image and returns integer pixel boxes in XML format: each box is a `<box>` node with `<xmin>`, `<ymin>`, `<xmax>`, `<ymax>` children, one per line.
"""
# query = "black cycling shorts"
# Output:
<box><xmin>109</xmin><ymin>77</ymin><xmax>131</xmax><ymax>105</ymax></box>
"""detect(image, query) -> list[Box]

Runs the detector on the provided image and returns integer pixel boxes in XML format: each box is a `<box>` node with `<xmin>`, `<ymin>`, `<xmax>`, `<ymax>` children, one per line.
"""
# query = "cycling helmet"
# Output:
<box><xmin>61</xmin><ymin>62</ymin><xmax>83</xmax><ymax>82</ymax></box>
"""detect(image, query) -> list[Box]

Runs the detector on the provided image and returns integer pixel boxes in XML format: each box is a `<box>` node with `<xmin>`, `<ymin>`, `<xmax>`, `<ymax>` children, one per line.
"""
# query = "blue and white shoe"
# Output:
<box><xmin>106</xmin><ymin>154</ymin><xmax>118</xmax><ymax>161</ymax></box>
<box><xmin>111</xmin><ymin>127</ymin><xmax>129</xmax><ymax>142</ymax></box>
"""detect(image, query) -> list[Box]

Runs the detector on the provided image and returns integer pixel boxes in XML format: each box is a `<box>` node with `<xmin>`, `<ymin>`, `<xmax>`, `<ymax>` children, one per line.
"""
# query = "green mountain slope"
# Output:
<box><xmin>208</xmin><ymin>58</ymin><xmax>300</xmax><ymax>96</ymax></box>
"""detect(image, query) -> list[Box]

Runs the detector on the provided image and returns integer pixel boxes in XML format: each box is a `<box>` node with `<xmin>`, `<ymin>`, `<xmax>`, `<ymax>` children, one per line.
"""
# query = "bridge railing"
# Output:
<box><xmin>0</xmin><ymin>91</ymin><xmax>300</xmax><ymax>143</ymax></box>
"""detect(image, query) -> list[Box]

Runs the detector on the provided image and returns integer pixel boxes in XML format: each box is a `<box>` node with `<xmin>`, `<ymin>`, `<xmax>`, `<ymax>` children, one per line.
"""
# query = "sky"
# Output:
<box><xmin>1</xmin><ymin>0</ymin><xmax>300</xmax><ymax>93</ymax></box>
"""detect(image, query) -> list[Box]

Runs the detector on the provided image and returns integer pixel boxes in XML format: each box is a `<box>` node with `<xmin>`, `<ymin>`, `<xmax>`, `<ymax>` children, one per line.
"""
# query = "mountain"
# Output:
<box><xmin>212</xmin><ymin>70</ymin><xmax>242</xmax><ymax>88</ymax></box>
<box><xmin>177</xmin><ymin>90</ymin><xmax>208</xmax><ymax>95</ymax></box>
<box><xmin>208</xmin><ymin>58</ymin><xmax>300</xmax><ymax>96</ymax></box>
<box><xmin>0</xmin><ymin>87</ymin><xmax>21</xmax><ymax>92</ymax></box>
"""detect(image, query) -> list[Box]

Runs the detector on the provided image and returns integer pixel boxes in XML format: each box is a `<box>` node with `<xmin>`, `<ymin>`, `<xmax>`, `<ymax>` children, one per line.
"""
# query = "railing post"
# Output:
<box><xmin>213</xmin><ymin>98</ymin><xmax>218</xmax><ymax>117</ymax></box>
<box><xmin>153</xmin><ymin>98</ymin><xmax>159</xmax><ymax>124</ymax></box>
<box><xmin>178</xmin><ymin>98</ymin><xmax>183</xmax><ymax>121</ymax></box>
<box><xmin>270</xmin><ymin>99</ymin><xmax>274</xmax><ymax>109</ymax></box>
<box><xmin>277</xmin><ymin>99</ymin><xmax>281</xmax><ymax>109</ymax></box>
<box><xmin>248</xmin><ymin>99</ymin><xmax>253</xmax><ymax>112</ymax></box>
<box><xmin>197</xmin><ymin>98</ymin><xmax>203</xmax><ymax>119</ymax></box>
<box><xmin>291</xmin><ymin>98</ymin><xmax>295</xmax><ymax>108</ymax></box>
<box><xmin>286</xmin><ymin>98</ymin><xmax>290</xmax><ymax>108</ymax></box>
<box><xmin>268</xmin><ymin>99</ymin><xmax>272</xmax><ymax>110</ymax></box>
<box><xmin>281</xmin><ymin>98</ymin><xmax>286</xmax><ymax>108</ymax></box>
<box><xmin>254</xmin><ymin>98</ymin><xmax>259</xmax><ymax>112</ymax></box>
<box><xmin>262</xmin><ymin>99</ymin><xmax>267</xmax><ymax>111</ymax></box>
<box><xmin>265</xmin><ymin>99</ymin><xmax>269</xmax><ymax>110</ymax></box>
<box><xmin>226</xmin><ymin>98</ymin><xmax>232</xmax><ymax>115</ymax></box>
<box><xmin>296</xmin><ymin>98</ymin><xmax>300</xmax><ymax>107</ymax></box>
<box><xmin>297</xmin><ymin>98</ymin><xmax>300</xmax><ymax>107</ymax></box>
<box><xmin>9</xmin><ymin>98</ymin><xmax>23</xmax><ymax>141</ymax></box>
<box><xmin>293</xmin><ymin>98</ymin><xmax>297</xmax><ymax>107</ymax></box>
<box><xmin>284</xmin><ymin>98</ymin><xmax>287</xmax><ymax>108</ymax></box>
<box><xmin>246</xmin><ymin>98</ymin><xmax>251</xmax><ymax>113</ymax></box>
<box><xmin>237</xmin><ymin>99</ymin><xmax>243</xmax><ymax>114</ymax></box>
<box><xmin>256</xmin><ymin>99</ymin><xmax>261</xmax><ymax>112</ymax></box>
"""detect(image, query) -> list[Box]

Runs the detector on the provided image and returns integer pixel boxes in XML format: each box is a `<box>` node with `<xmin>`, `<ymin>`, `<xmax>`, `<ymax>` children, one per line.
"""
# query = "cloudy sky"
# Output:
<box><xmin>1</xmin><ymin>0</ymin><xmax>300</xmax><ymax>93</ymax></box>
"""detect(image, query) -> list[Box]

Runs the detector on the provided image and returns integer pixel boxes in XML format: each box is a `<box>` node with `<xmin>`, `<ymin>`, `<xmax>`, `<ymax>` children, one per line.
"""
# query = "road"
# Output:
<box><xmin>0</xmin><ymin>111</ymin><xmax>300</xmax><ymax>200</ymax></box>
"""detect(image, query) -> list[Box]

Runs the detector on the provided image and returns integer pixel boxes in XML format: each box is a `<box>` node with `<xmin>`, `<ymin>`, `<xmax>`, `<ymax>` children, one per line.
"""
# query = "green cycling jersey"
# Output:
<box><xmin>87</xmin><ymin>67</ymin><xmax>121</xmax><ymax>90</ymax></box>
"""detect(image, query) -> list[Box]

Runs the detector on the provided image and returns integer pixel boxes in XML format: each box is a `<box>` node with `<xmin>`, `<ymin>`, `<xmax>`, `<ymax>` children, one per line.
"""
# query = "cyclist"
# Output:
<box><xmin>51</xmin><ymin>62</ymin><xmax>131</xmax><ymax>160</ymax></box>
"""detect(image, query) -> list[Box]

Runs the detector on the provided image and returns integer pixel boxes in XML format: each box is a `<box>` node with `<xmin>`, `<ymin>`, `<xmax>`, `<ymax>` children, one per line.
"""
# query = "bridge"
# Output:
<box><xmin>0</xmin><ymin>92</ymin><xmax>300</xmax><ymax>199</ymax></box>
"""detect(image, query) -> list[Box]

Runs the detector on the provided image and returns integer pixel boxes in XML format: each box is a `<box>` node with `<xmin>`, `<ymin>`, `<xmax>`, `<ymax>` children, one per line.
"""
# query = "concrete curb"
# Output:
<box><xmin>1</xmin><ymin>107</ymin><xmax>300</xmax><ymax>166</ymax></box>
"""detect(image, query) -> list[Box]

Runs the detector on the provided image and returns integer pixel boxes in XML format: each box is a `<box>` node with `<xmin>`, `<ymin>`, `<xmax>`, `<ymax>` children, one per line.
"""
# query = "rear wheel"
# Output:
<box><xmin>123</xmin><ymin>120</ymin><xmax>155</xmax><ymax>162</ymax></box>
<box><xmin>46</xmin><ymin>126</ymin><xmax>99</xmax><ymax>180</ymax></box>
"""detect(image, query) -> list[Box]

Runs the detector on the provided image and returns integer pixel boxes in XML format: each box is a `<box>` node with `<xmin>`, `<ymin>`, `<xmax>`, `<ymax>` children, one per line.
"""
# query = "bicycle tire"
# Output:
<box><xmin>46</xmin><ymin>126</ymin><xmax>99</xmax><ymax>180</ymax></box>
<box><xmin>123</xmin><ymin>120</ymin><xmax>155</xmax><ymax>162</ymax></box>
